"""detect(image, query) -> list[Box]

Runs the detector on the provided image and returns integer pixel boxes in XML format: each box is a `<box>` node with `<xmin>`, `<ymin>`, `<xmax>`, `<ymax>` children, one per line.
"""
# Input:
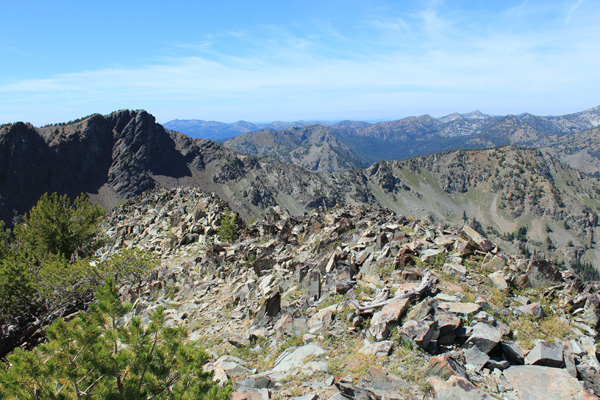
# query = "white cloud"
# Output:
<box><xmin>1</xmin><ymin>1</ymin><xmax>599</xmax><ymax>125</ymax></box>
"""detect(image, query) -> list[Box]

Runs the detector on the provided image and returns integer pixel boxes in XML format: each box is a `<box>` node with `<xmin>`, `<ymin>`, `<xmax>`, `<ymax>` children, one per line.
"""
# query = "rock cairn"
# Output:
<box><xmin>100</xmin><ymin>187</ymin><xmax>600</xmax><ymax>400</ymax></box>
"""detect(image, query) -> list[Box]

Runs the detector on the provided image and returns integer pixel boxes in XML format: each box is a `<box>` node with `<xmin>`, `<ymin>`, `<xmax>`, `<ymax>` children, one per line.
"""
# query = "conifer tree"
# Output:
<box><xmin>0</xmin><ymin>279</ymin><xmax>232</xmax><ymax>399</ymax></box>
<box><xmin>14</xmin><ymin>192</ymin><xmax>104</xmax><ymax>260</ymax></box>
<box><xmin>217</xmin><ymin>210</ymin><xmax>239</xmax><ymax>243</ymax></box>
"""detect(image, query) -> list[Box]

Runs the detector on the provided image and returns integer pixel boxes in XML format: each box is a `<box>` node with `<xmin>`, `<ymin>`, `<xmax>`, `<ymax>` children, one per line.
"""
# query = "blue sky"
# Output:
<box><xmin>1</xmin><ymin>0</ymin><xmax>599</xmax><ymax>126</ymax></box>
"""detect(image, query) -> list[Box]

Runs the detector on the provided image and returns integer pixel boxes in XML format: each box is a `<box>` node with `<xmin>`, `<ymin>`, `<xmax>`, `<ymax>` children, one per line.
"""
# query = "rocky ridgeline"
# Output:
<box><xmin>97</xmin><ymin>187</ymin><xmax>243</xmax><ymax>260</ymax></box>
<box><xmin>100</xmin><ymin>187</ymin><xmax>600</xmax><ymax>399</ymax></box>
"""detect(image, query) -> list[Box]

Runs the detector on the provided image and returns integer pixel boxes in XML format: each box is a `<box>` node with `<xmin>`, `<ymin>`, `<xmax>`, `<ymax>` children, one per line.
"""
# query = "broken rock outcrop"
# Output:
<box><xmin>91</xmin><ymin>188</ymin><xmax>600</xmax><ymax>399</ymax></box>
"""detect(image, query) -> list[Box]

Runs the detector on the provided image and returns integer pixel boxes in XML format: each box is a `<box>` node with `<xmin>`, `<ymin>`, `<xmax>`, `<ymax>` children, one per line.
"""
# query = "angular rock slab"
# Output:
<box><xmin>563</xmin><ymin>340</ymin><xmax>578</xmax><ymax>378</ymax></box>
<box><xmin>438</xmin><ymin>302</ymin><xmax>481</xmax><ymax>317</ymax></box>
<box><xmin>232</xmin><ymin>389</ymin><xmax>270</xmax><ymax>400</ymax></box>
<box><xmin>400</xmin><ymin>319</ymin><xmax>437</xmax><ymax>350</ymax></box>
<box><xmin>362</xmin><ymin>366</ymin><xmax>407</xmax><ymax>391</ymax></box>
<box><xmin>254</xmin><ymin>290</ymin><xmax>281</xmax><ymax>323</ymax></box>
<box><xmin>305</xmin><ymin>270</ymin><xmax>321</xmax><ymax>301</ymax></box>
<box><xmin>369</xmin><ymin>297</ymin><xmax>411</xmax><ymax>341</ymax></box>
<box><xmin>271</xmin><ymin>343</ymin><xmax>326</xmax><ymax>373</ymax></box>
<box><xmin>516</xmin><ymin>302</ymin><xmax>545</xmax><ymax>318</ymax></box>
<box><xmin>430</xmin><ymin>375</ymin><xmax>496</xmax><ymax>400</ymax></box>
<box><xmin>503</xmin><ymin>365</ymin><xmax>598</xmax><ymax>400</ymax></box>
<box><xmin>482</xmin><ymin>255</ymin><xmax>506</xmax><ymax>271</ymax></box>
<box><xmin>434</xmin><ymin>308</ymin><xmax>461</xmax><ymax>345</ymax></box>
<box><xmin>463</xmin><ymin>322</ymin><xmax>504</xmax><ymax>354</ymax></box>
<box><xmin>359</xmin><ymin>340</ymin><xmax>394</xmax><ymax>357</ymax></box>
<box><xmin>524</xmin><ymin>341</ymin><xmax>564</xmax><ymax>368</ymax></box>
<box><xmin>406</xmin><ymin>298</ymin><xmax>433</xmax><ymax>321</ymax></box>
<box><xmin>524</xmin><ymin>257</ymin><xmax>563</xmax><ymax>288</ymax></box>
<box><xmin>308</xmin><ymin>308</ymin><xmax>333</xmax><ymax>333</ymax></box>
<box><xmin>465</xmin><ymin>346</ymin><xmax>490</xmax><ymax>372</ymax></box>
<box><xmin>460</xmin><ymin>225</ymin><xmax>493</xmax><ymax>252</ymax></box>
<box><xmin>577</xmin><ymin>364</ymin><xmax>600</xmax><ymax>396</ymax></box>
<box><xmin>488</xmin><ymin>271</ymin><xmax>508</xmax><ymax>291</ymax></box>
<box><xmin>426</xmin><ymin>354</ymin><xmax>468</xmax><ymax>380</ymax></box>
<box><xmin>238</xmin><ymin>374</ymin><xmax>272</xmax><ymax>390</ymax></box>
<box><xmin>501</xmin><ymin>341</ymin><xmax>524</xmax><ymax>365</ymax></box>
<box><xmin>421</xmin><ymin>248</ymin><xmax>446</xmax><ymax>263</ymax></box>
<box><xmin>205</xmin><ymin>355</ymin><xmax>250</xmax><ymax>377</ymax></box>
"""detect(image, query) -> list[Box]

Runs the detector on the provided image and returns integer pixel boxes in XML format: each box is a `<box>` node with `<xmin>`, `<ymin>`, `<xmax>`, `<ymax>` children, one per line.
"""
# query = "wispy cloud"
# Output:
<box><xmin>1</xmin><ymin>1</ymin><xmax>599</xmax><ymax>125</ymax></box>
<box><xmin>566</xmin><ymin>0</ymin><xmax>584</xmax><ymax>24</ymax></box>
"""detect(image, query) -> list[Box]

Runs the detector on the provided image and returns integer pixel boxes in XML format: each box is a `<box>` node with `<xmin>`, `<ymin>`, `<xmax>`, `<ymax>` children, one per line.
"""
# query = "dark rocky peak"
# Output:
<box><xmin>0</xmin><ymin>120</ymin><xmax>111</xmax><ymax>223</ymax></box>
<box><xmin>38</xmin><ymin>114</ymin><xmax>112</xmax><ymax>152</ymax></box>
<box><xmin>0</xmin><ymin>121</ymin><xmax>42</xmax><ymax>147</ymax></box>
<box><xmin>105</xmin><ymin>109</ymin><xmax>151</xmax><ymax>137</ymax></box>
<box><xmin>0</xmin><ymin>110</ymin><xmax>198</xmax><ymax>222</ymax></box>
<box><xmin>105</xmin><ymin>110</ymin><xmax>191</xmax><ymax>197</ymax></box>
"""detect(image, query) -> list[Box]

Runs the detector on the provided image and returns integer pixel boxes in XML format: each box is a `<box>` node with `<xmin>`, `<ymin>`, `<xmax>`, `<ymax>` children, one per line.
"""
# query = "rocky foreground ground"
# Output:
<box><xmin>97</xmin><ymin>187</ymin><xmax>600</xmax><ymax>399</ymax></box>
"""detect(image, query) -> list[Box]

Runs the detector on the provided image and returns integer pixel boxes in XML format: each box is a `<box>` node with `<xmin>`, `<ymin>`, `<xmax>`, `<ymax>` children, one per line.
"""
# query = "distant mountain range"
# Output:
<box><xmin>163</xmin><ymin>119</ymin><xmax>320</xmax><ymax>141</ymax></box>
<box><xmin>165</xmin><ymin>106</ymin><xmax>600</xmax><ymax>174</ymax></box>
<box><xmin>2</xmin><ymin>109</ymin><xmax>600</xmax><ymax>270</ymax></box>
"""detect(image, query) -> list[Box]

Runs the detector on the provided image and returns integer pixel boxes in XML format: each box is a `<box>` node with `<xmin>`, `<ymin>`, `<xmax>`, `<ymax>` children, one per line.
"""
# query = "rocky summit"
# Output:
<box><xmin>95</xmin><ymin>186</ymin><xmax>600</xmax><ymax>399</ymax></box>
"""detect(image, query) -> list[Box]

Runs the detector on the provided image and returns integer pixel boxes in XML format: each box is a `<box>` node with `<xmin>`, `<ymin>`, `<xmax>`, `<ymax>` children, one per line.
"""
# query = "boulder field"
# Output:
<box><xmin>95</xmin><ymin>187</ymin><xmax>600</xmax><ymax>399</ymax></box>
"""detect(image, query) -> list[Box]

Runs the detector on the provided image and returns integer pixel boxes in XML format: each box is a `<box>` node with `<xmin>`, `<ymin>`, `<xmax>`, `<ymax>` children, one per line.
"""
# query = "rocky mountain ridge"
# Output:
<box><xmin>332</xmin><ymin>105</ymin><xmax>600</xmax><ymax>167</ymax></box>
<box><xmin>93</xmin><ymin>186</ymin><xmax>600</xmax><ymax>399</ymax></box>
<box><xmin>223</xmin><ymin>125</ymin><xmax>367</xmax><ymax>172</ymax></box>
<box><xmin>2</xmin><ymin>110</ymin><xmax>600</xmax><ymax>272</ymax></box>
<box><xmin>165</xmin><ymin>106</ymin><xmax>600</xmax><ymax>142</ymax></box>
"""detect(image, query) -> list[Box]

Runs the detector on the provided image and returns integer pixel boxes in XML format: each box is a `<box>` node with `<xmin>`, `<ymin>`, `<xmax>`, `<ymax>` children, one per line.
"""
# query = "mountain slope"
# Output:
<box><xmin>223</xmin><ymin>125</ymin><xmax>367</xmax><ymax>172</ymax></box>
<box><xmin>538</xmin><ymin>127</ymin><xmax>600</xmax><ymax>176</ymax></box>
<box><xmin>88</xmin><ymin>187</ymin><xmax>600</xmax><ymax>399</ymax></box>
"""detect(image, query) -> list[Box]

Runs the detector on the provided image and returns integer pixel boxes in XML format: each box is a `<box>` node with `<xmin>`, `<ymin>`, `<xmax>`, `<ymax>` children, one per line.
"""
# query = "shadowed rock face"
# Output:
<box><xmin>0</xmin><ymin>110</ymin><xmax>196</xmax><ymax>223</ymax></box>
<box><xmin>0</xmin><ymin>118</ymin><xmax>113</xmax><ymax>223</ymax></box>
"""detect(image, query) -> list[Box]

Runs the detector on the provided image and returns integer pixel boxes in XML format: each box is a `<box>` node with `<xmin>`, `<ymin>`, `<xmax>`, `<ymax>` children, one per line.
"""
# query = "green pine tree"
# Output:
<box><xmin>0</xmin><ymin>279</ymin><xmax>232</xmax><ymax>399</ymax></box>
<box><xmin>14</xmin><ymin>192</ymin><xmax>105</xmax><ymax>260</ymax></box>
<box><xmin>217</xmin><ymin>210</ymin><xmax>239</xmax><ymax>243</ymax></box>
